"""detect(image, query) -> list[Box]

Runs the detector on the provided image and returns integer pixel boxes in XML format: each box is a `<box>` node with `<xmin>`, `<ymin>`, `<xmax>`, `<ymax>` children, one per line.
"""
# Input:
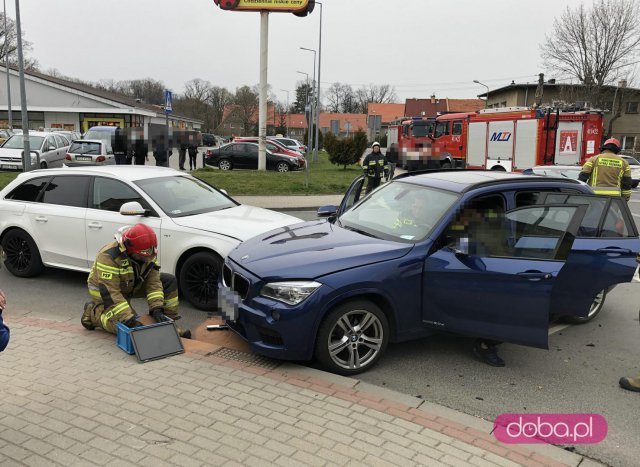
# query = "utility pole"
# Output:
<box><xmin>4</xmin><ymin>0</ymin><xmax>12</xmax><ymax>129</ymax></box>
<box><xmin>15</xmin><ymin>0</ymin><xmax>31</xmax><ymax>171</ymax></box>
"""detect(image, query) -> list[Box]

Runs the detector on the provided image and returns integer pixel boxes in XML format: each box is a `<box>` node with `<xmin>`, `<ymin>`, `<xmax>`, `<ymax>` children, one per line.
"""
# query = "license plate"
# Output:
<box><xmin>0</xmin><ymin>164</ymin><xmax>16</xmax><ymax>170</ymax></box>
<box><xmin>76</xmin><ymin>156</ymin><xmax>93</xmax><ymax>161</ymax></box>
<box><xmin>218</xmin><ymin>285</ymin><xmax>241</xmax><ymax>322</ymax></box>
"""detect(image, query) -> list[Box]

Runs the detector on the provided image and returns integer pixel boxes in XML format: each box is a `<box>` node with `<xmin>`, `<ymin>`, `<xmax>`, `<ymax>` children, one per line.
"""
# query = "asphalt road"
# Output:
<box><xmin>2</xmin><ymin>195</ymin><xmax>640</xmax><ymax>466</ymax></box>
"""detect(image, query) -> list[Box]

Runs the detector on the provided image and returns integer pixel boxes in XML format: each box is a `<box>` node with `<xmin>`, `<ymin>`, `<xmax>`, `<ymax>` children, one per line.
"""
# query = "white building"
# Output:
<box><xmin>0</xmin><ymin>67</ymin><xmax>202</xmax><ymax>133</ymax></box>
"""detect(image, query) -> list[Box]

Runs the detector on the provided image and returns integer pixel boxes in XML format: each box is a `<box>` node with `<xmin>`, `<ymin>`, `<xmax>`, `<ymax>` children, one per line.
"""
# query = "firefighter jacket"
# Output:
<box><xmin>362</xmin><ymin>152</ymin><xmax>389</xmax><ymax>179</ymax></box>
<box><xmin>87</xmin><ymin>240</ymin><xmax>168</xmax><ymax>327</ymax></box>
<box><xmin>579</xmin><ymin>151</ymin><xmax>632</xmax><ymax>200</ymax></box>
<box><xmin>0</xmin><ymin>311</ymin><xmax>9</xmax><ymax>352</ymax></box>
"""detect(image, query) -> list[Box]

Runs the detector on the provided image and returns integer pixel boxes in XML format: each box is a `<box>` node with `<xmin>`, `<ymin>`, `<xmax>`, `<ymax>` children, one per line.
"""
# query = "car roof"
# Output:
<box><xmin>394</xmin><ymin>169</ymin><xmax>585</xmax><ymax>193</ymax></box>
<box><xmin>16</xmin><ymin>165</ymin><xmax>181</xmax><ymax>182</ymax></box>
<box><xmin>70</xmin><ymin>139</ymin><xmax>103</xmax><ymax>144</ymax></box>
<box><xmin>7</xmin><ymin>131</ymin><xmax>50</xmax><ymax>137</ymax></box>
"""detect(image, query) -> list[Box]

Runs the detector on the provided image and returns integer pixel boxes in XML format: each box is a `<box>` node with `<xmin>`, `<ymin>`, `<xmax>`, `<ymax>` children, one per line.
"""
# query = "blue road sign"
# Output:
<box><xmin>164</xmin><ymin>90</ymin><xmax>173</xmax><ymax>114</ymax></box>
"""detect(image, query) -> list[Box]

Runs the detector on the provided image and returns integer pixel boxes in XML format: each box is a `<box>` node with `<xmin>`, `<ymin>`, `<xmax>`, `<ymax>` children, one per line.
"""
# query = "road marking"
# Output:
<box><xmin>548</xmin><ymin>323</ymin><xmax>572</xmax><ymax>335</ymax></box>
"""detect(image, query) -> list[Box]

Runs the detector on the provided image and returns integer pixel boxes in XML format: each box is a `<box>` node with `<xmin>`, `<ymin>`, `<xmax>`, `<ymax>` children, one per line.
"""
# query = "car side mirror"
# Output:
<box><xmin>120</xmin><ymin>201</ymin><xmax>147</xmax><ymax>216</ymax></box>
<box><xmin>317</xmin><ymin>204</ymin><xmax>337</xmax><ymax>218</ymax></box>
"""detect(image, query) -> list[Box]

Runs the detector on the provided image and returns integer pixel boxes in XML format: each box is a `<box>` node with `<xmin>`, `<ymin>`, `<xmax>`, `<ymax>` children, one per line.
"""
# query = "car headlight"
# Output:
<box><xmin>260</xmin><ymin>281</ymin><xmax>322</xmax><ymax>305</ymax></box>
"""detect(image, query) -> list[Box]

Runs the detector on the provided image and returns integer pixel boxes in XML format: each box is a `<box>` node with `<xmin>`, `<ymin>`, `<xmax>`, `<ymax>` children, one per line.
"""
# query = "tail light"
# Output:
<box><xmin>65</xmin><ymin>153</ymin><xmax>71</xmax><ymax>160</ymax></box>
<box><xmin>96</xmin><ymin>156</ymin><xmax>105</xmax><ymax>162</ymax></box>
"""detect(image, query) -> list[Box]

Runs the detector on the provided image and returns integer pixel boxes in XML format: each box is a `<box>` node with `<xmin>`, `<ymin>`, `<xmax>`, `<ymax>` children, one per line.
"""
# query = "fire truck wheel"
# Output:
<box><xmin>441</xmin><ymin>161</ymin><xmax>452</xmax><ymax>169</ymax></box>
<box><xmin>562</xmin><ymin>289</ymin><xmax>606</xmax><ymax>324</ymax></box>
<box><xmin>490</xmin><ymin>165</ymin><xmax>507</xmax><ymax>171</ymax></box>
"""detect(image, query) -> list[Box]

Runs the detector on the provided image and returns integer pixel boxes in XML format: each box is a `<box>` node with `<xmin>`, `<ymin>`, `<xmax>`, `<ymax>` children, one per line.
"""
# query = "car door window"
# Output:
<box><xmin>41</xmin><ymin>176</ymin><xmax>90</xmax><ymax>208</ymax></box>
<box><xmin>5</xmin><ymin>177</ymin><xmax>52</xmax><ymax>202</ymax></box>
<box><xmin>92</xmin><ymin>177</ymin><xmax>154</xmax><ymax>214</ymax></box>
<box><xmin>45</xmin><ymin>136</ymin><xmax>57</xmax><ymax>151</ymax></box>
<box><xmin>602</xmin><ymin>199</ymin><xmax>634</xmax><ymax>237</ymax></box>
<box><xmin>53</xmin><ymin>134</ymin><xmax>67</xmax><ymax>147</ymax></box>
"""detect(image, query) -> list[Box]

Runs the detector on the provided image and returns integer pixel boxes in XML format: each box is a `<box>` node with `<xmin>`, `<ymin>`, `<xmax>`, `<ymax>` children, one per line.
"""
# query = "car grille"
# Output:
<box><xmin>223</xmin><ymin>263</ymin><xmax>250</xmax><ymax>299</ymax></box>
<box><xmin>0</xmin><ymin>157</ymin><xmax>19</xmax><ymax>162</ymax></box>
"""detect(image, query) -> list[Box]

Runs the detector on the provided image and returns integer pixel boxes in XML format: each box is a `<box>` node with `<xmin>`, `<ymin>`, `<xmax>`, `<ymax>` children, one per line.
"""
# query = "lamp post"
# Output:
<box><xmin>473</xmin><ymin>80</ymin><xmax>490</xmax><ymax>109</ymax></box>
<box><xmin>297</xmin><ymin>71</ymin><xmax>310</xmax><ymax>188</ymax></box>
<box><xmin>3</xmin><ymin>0</ymin><xmax>12</xmax><ymax>129</ymax></box>
<box><xmin>15</xmin><ymin>0</ymin><xmax>30</xmax><ymax>171</ymax></box>
<box><xmin>314</xmin><ymin>2</ymin><xmax>323</xmax><ymax>163</ymax></box>
<box><xmin>279</xmin><ymin>88</ymin><xmax>289</xmax><ymax>137</ymax></box>
<box><xmin>300</xmin><ymin>46</ymin><xmax>316</xmax><ymax>157</ymax></box>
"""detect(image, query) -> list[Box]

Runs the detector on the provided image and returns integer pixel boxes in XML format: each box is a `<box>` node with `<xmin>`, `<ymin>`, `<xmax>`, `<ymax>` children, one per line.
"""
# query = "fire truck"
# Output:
<box><xmin>428</xmin><ymin>107</ymin><xmax>604</xmax><ymax>171</ymax></box>
<box><xmin>386</xmin><ymin>117</ymin><xmax>436</xmax><ymax>171</ymax></box>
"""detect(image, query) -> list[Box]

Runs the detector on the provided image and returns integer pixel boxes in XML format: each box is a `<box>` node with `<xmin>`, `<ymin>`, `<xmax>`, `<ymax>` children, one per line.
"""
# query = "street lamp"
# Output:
<box><xmin>297</xmin><ymin>70</ymin><xmax>311</xmax><ymax>188</ymax></box>
<box><xmin>473</xmin><ymin>80</ymin><xmax>490</xmax><ymax>109</ymax></box>
<box><xmin>314</xmin><ymin>2</ymin><xmax>323</xmax><ymax>163</ymax></box>
<box><xmin>279</xmin><ymin>88</ymin><xmax>289</xmax><ymax>137</ymax></box>
<box><xmin>3</xmin><ymin>0</ymin><xmax>12</xmax><ymax>129</ymax></box>
<box><xmin>300</xmin><ymin>47</ymin><xmax>316</xmax><ymax>156</ymax></box>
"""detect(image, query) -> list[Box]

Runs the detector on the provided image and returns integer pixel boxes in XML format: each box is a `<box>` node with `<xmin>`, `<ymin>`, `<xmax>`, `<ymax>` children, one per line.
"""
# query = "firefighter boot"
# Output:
<box><xmin>81</xmin><ymin>301</ymin><xmax>95</xmax><ymax>331</ymax></box>
<box><xmin>619</xmin><ymin>374</ymin><xmax>640</xmax><ymax>393</ymax></box>
<box><xmin>176</xmin><ymin>327</ymin><xmax>191</xmax><ymax>339</ymax></box>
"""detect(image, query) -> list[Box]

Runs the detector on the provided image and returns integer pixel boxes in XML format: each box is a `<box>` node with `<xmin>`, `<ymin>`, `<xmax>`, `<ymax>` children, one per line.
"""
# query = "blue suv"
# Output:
<box><xmin>220</xmin><ymin>171</ymin><xmax>640</xmax><ymax>375</ymax></box>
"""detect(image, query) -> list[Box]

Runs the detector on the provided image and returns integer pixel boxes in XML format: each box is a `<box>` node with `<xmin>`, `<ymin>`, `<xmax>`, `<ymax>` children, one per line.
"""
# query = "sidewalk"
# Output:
<box><xmin>0</xmin><ymin>315</ymin><xmax>597</xmax><ymax>467</ymax></box>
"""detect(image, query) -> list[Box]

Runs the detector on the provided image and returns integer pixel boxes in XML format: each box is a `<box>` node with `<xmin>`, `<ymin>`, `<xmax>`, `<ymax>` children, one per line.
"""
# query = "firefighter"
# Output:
<box><xmin>578</xmin><ymin>138</ymin><xmax>632</xmax><ymax>200</ymax></box>
<box><xmin>362</xmin><ymin>142</ymin><xmax>389</xmax><ymax>194</ymax></box>
<box><xmin>81</xmin><ymin>223</ymin><xmax>191</xmax><ymax>338</ymax></box>
<box><xmin>0</xmin><ymin>288</ymin><xmax>8</xmax><ymax>352</ymax></box>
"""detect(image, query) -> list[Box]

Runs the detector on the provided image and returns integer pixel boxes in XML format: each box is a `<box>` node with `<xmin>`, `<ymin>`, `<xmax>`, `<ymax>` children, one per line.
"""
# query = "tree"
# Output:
<box><xmin>541</xmin><ymin>0</ymin><xmax>640</xmax><ymax>107</ymax></box>
<box><xmin>324</xmin><ymin>82</ymin><xmax>358</xmax><ymax>114</ymax></box>
<box><xmin>232</xmin><ymin>85</ymin><xmax>259</xmax><ymax>136</ymax></box>
<box><xmin>208</xmin><ymin>86</ymin><xmax>234</xmax><ymax>132</ymax></box>
<box><xmin>355</xmin><ymin>84</ymin><xmax>397</xmax><ymax>113</ymax></box>
<box><xmin>325</xmin><ymin>130</ymin><xmax>367</xmax><ymax>169</ymax></box>
<box><xmin>0</xmin><ymin>13</ymin><xmax>38</xmax><ymax>70</ymax></box>
<box><xmin>293</xmin><ymin>81</ymin><xmax>313</xmax><ymax>113</ymax></box>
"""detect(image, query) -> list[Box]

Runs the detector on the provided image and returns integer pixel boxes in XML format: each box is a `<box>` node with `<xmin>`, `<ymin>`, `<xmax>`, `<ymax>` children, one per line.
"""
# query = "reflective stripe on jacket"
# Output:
<box><xmin>579</xmin><ymin>151</ymin><xmax>632</xmax><ymax>200</ymax></box>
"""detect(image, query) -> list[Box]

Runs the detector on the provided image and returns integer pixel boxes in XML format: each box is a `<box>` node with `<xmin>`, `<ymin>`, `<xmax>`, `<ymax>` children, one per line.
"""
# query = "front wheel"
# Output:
<box><xmin>178</xmin><ymin>251</ymin><xmax>223</xmax><ymax>310</ymax></box>
<box><xmin>276</xmin><ymin>162</ymin><xmax>290</xmax><ymax>173</ymax></box>
<box><xmin>218</xmin><ymin>159</ymin><xmax>232</xmax><ymax>171</ymax></box>
<box><xmin>562</xmin><ymin>289</ymin><xmax>607</xmax><ymax>324</ymax></box>
<box><xmin>1</xmin><ymin>229</ymin><xmax>45</xmax><ymax>277</ymax></box>
<box><xmin>315</xmin><ymin>300</ymin><xmax>389</xmax><ymax>375</ymax></box>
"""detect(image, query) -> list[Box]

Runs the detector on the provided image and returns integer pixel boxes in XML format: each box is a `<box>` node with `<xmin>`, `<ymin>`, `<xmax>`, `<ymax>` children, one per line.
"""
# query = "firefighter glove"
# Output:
<box><xmin>150</xmin><ymin>307</ymin><xmax>171</xmax><ymax>323</ymax></box>
<box><xmin>123</xmin><ymin>317</ymin><xmax>142</xmax><ymax>329</ymax></box>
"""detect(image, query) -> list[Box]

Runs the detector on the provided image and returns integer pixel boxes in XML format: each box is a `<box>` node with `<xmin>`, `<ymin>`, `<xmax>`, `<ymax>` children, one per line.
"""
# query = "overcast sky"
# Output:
<box><xmin>12</xmin><ymin>0</ymin><xmax>600</xmax><ymax>105</ymax></box>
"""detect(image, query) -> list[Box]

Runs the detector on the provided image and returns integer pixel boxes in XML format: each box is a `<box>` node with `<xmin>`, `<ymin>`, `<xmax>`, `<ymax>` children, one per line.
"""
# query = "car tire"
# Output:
<box><xmin>276</xmin><ymin>162</ymin><xmax>290</xmax><ymax>173</ymax></box>
<box><xmin>315</xmin><ymin>300</ymin><xmax>389</xmax><ymax>375</ymax></box>
<box><xmin>40</xmin><ymin>161</ymin><xmax>47</xmax><ymax>169</ymax></box>
<box><xmin>1</xmin><ymin>229</ymin><xmax>45</xmax><ymax>277</ymax></box>
<box><xmin>562</xmin><ymin>289</ymin><xmax>607</xmax><ymax>324</ymax></box>
<box><xmin>179</xmin><ymin>251</ymin><xmax>223</xmax><ymax>311</ymax></box>
<box><xmin>218</xmin><ymin>159</ymin><xmax>232</xmax><ymax>171</ymax></box>
<box><xmin>441</xmin><ymin>161</ymin><xmax>452</xmax><ymax>169</ymax></box>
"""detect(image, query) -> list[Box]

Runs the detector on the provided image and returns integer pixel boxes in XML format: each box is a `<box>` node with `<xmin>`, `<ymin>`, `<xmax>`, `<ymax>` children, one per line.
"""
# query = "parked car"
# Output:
<box><xmin>221</xmin><ymin>170</ymin><xmax>640</xmax><ymax>375</ymax></box>
<box><xmin>620</xmin><ymin>155</ymin><xmax>640</xmax><ymax>188</ymax></box>
<box><xmin>201</xmin><ymin>133</ymin><xmax>216</xmax><ymax>147</ymax></box>
<box><xmin>234</xmin><ymin>137</ymin><xmax>306</xmax><ymax>168</ymax></box>
<box><xmin>205</xmin><ymin>142</ymin><xmax>302</xmax><ymax>172</ymax></box>
<box><xmin>271</xmin><ymin>137</ymin><xmax>307</xmax><ymax>154</ymax></box>
<box><xmin>0</xmin><ymin>131</ymin><xmax>70</xmax><ymax>170</ymax></box>
<box><xmin>0</xmin><ymin>129</ymin><xmax>14</xmax><ymax>146</ymax></box>
<box><xmin>82</xmin><ymin>126</ymin><xmax>117</xmax><ymax>150</ymax></box>
<box><xmin>521</xmin><ymin>165</ymin><xmax>582</xmax><ymax>180</ymax></box>
<box><xmin>0</xmin><ymin>166</ymin><xmax>301</xmax><ymax>310</ymax></box>
<box><xmin>64</xmin><ymin>140</ymin><xmax>115</xmax><ymax>166</ymax></box>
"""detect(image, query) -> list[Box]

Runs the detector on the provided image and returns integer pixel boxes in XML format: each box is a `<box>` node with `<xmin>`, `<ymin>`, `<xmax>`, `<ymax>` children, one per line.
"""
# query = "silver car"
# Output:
<box><xmin>64</xmin><ymin>139</ymin><xmax>115</xmax><ymax>167</ymax></box>
<box><xmin>0</xmin><ymin>131</ymin><xmax>70</xmax><ymax>170</ymax></box>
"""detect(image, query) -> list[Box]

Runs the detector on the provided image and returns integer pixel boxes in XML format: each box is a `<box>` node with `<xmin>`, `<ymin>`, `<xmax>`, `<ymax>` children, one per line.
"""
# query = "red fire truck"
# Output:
<box><xmin>386</xmin><ymin>117</ymin><xmax>436</xmax><ymax>171</ymax></box>
<box><xmin>429</xmin><ymin>107</ymin><xmax>604</xmax><ymax>171</ymax></box>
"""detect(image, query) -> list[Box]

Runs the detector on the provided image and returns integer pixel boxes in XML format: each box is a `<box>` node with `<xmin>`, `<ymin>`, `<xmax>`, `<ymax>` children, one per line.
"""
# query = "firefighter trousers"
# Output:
<box><xmin>85</xmin><ymin>273</ymin><xmax>180</xmax><ymax>334</ymax></box>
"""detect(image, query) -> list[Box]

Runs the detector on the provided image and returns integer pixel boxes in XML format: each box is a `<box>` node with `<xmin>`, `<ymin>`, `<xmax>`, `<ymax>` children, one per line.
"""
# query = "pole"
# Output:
<box><xmin>15</xmin><ymin>0</ymin><xmax>30</xmax><ymax>171</ymax></box>
<box><xmin>280</xmin><ymin>89</ymin><xmax>289</xmax><ymax>137</ymax></box>
<box><xmin>314</xmin><ymin>2</ymin><xmax>323</xmax><ymax>163</ymax></box>
<box><xmin>4</xmin><ymin>0</ymin><xmax>12</xmax><ymax>129</ymax></box>
<box><xmin>165</xmin><ymin>110</ymin><xmax>169</xmax><ymax>168</ymax></box>
<box><xmin>257</xmin><ymin>11</ymin><xmax>268</xmax><ymax>171</ymax></box>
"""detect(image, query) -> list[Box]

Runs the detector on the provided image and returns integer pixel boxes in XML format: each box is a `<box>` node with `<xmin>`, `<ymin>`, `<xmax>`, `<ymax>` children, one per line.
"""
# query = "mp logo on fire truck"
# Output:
<box><xmin>490</xmin><ymin>132</ymin><xmax>512</xmax><ymax>142</ymax></box>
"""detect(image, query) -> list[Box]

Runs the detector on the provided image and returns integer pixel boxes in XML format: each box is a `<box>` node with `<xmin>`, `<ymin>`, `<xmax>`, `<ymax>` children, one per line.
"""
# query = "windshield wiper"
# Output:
<box><xmin>342</xmin><ymin>225</ymin><xmax>378</xmax><ymax>238</ymax></box>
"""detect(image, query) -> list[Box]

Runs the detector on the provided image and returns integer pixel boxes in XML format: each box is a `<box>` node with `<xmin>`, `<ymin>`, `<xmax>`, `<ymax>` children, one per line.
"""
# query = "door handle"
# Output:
<box><xmin>596</xmin><ymin>247</ymin><xmax>633</xmax><ymax>255</ymax></box>
<box><xmin>517</xmin><ymin>270</ymin><xmax>552</xmax><ymax>281</ymax></box>
<box><xmin>87</xmin><ymin>222</ymin><xmax>103</xmax><ymax>230</ymax></box>
<box><xmin>35</xmin><ymin>216</ymin><xmax>48</xmax><ymax>223</ymax></box>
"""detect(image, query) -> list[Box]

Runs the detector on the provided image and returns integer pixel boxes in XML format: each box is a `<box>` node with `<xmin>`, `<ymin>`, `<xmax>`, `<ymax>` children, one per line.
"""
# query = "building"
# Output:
<box><xmin>0</xmin><ymin>67</ymin><xmax>202</xmax><ymax>134</ymax></box>
<box><xmin>366</xmin><ymin>103</ymin><xmax>405</xmax><ymax>141</ymax></box>
<box><xmin>478</xmin><ymin>81</ymin><xmax>640</xmax><ymax>154</ymax></box>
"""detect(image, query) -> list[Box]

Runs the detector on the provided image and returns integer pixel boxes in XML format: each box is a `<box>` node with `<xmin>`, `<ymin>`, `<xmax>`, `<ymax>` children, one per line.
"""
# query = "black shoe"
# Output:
<box><xmin>619</xmin><ymin>376</ymin><xmax>640</xmax><ymax>392</ymax></box>
<box><xmin>473</xmin><ymin>342</ymin><xmax>505</xmax><ymax>367</ymax></box>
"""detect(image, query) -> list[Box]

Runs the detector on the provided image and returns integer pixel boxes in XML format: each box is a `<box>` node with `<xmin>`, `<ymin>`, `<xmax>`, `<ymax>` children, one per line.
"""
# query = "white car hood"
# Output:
<box><xmin>0</xmin><ymin>148</ymin><xmax>27</xmax><ymax>159</ymax></box>
<box><xmin>170</xmin><ymin>204</ymin><xmax>302</xmax><ymax>241</ymax></box>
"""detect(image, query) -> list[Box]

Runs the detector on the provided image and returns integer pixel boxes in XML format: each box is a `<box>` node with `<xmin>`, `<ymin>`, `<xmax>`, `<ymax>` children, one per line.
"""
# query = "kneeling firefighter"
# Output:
<box><xmin>81</xmin><ymin>223</ymin><xmax>191</xmax><ymax>338</ymax></box>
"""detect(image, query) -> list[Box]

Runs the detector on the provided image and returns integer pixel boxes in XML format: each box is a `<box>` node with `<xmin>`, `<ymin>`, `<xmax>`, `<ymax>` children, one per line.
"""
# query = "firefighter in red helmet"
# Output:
<box><xmin>81</xmin><ymin>223</ymin><xmax>191</xmax><ymax>338</ymax></box>
<box><xmin>579</xmin><ymin>137</ymin><xmax>632</xmax><ymax>200</ymax></box>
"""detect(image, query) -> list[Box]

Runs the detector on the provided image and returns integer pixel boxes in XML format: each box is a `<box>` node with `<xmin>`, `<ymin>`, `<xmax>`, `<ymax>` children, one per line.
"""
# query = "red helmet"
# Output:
<box><xmin>601</xmin><ymin>138</ymin><xmax>621</xmax><ymax>153</ymax></box>
<box><xmin>121</xmin><ymin>224</ymin><xmax>157</xmax><ymax>257</ymax></box>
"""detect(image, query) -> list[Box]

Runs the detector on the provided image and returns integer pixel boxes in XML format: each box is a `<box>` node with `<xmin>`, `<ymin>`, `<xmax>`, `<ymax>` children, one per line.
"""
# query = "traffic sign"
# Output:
<box><xmin>213</xmin><ymin>0</ymin><xmax>313</xmax><ymax>15</ymax></box>
<box><xmin>164</xmin><ymin>90</ymin><xmax>173</xmax><ymax>114</ymax></box>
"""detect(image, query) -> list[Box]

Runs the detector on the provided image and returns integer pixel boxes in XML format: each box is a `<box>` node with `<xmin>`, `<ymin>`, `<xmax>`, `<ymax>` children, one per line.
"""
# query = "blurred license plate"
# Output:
<box><xmin>76</xmin><ymin>156</ymin><xmax>92</xmax><ymax>161</ymax></box>
<box><xmin>218</xmin><ymin>285</ymin><xmax>241</xmax><ymax>322</ymax></box>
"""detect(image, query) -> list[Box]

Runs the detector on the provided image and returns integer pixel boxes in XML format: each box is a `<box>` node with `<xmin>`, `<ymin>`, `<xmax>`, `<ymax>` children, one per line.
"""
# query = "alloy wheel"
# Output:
<box><xmin>327</xmin><ymin>310</ymin><xmax>384</xmax><ymax>371</ymax></box>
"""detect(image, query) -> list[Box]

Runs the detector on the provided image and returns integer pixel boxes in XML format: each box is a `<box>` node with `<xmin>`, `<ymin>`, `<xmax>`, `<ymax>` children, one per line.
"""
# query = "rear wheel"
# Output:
<box><xmin>1</xmin><ymin>229</ymin><xmax>45</xmax><ymax>277</ymax></box>
<box><xmin>218</xmin><ymin>159</ymin><xmax>232</xmax><ymax>171</ymax></box>
<box><xmin>178</xmin><ymin>252</ymin><xmax>223</xmax><ymax>310</ymax></box>
<box><xmin>562</xmin><ymin>289</ymin><xmax>607</xmax><ymax>324</ymax></box>
<box><xmin>276</xmin><ymin>162</ymin><xmax>290</xmax><ymax>173</ymax></box>
<box><xmin>490</xmin><ymin>165</ymin><xmax>507</xmax><ymax>171</ymax></box>
<box><xmin>40</xmin><ymin>161</ymin><xmax>47</xmax><ymax>169</ymax></box>
<box><xmin>315</xmin><ymin>300</ymin><xmax>389</xmax><ymax>375</ymax></box>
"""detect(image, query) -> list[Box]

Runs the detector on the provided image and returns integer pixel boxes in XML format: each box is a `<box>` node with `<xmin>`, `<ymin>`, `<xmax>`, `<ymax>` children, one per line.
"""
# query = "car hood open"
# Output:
<box><xmin>170</xmin><ymin>205</ymin><xmax>301</xmax><ymax>241</ymax></box>
<box><xmin>229</xmin><ymin>220</ymin><xmax>414</xmax><ymax>279</ymax></box>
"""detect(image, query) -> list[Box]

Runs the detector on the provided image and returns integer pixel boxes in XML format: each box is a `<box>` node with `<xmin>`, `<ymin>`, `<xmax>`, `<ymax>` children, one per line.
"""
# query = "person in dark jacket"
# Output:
<box><xmin>133</xmin><ymin>130</ymin><xmax>148</xmax><ymax>165</ymax></box>
<box><xmin>153</xmin><ymin>135</ymin><xmax>171</xmax><ymax>167</ymax></box>
<box><xmin>188</xmin><ymin>135</ymin><xmax>198</xmax><ymax>171</ymax></box>
<box><xmin>0</xmin><ymin>288</ymin><xmax>8</xmax><ymax>352</ymax></box>
<box><xmin>362</xmin><ymin>142</ymin><xmax>389</xmax><ymax>194</ymax></box>
<box><xmin>112</xmin><ymin>127</ymin><xmax>128</xmax><ymax>165</ymax></box>
<box><xmin>385</xmin><ymin>143</ymin><xmax>399</xmax><ymax>181</ymax></box>
<box><xmin>178</xmin><ymin>133</ymin><xmax>188</xmax><ymax>170</ymax></box>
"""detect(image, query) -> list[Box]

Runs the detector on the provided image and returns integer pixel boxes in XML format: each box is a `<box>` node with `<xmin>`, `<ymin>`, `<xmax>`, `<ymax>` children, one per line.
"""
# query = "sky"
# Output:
<box><xmin>11</xmin><ymin>0</ymin><xmax>600</xmax><ymax>106</ymax></box>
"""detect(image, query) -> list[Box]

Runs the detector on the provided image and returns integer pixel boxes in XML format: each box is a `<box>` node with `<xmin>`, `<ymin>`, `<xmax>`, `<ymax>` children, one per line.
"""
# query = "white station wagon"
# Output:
<box><xmin>0</xmin><ymin>166</ymin><xmax>301</xmax><ymax>309</ymax></box>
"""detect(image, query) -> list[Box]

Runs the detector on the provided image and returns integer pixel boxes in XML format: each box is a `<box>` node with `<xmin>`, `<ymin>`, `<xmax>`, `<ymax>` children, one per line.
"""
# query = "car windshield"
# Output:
<box><xmin>339</xmin><ymin>181</ymin><xmax>459</xmax><ymax>242</ymax></box>
<box><xmin>135</xmin><ymin>175</ymin><xmax>236</xmax><ymax>218</ymax></box>
<box><xmin>2</xmin><ymin>135</ymin><xmax>44</xmax><ymax>150</ymax></box>
<box><xmin>412</xmin><ymin>123</ymin><xmax>434</xmax><ymax>137</ymax></box>
<box><xmin>535</xmin><ymin>167</ymin><xmax>582</xmax><ymax>179</ymax></box>
<box><xmin>83</xmin><ymin>130</ymin><xmax>114</xmax><ymax>143</ymax></box>
<box><xmin>69</xmin><ymin>141</ymin><xmax>101</xmax><ymax>155</ymax></box>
